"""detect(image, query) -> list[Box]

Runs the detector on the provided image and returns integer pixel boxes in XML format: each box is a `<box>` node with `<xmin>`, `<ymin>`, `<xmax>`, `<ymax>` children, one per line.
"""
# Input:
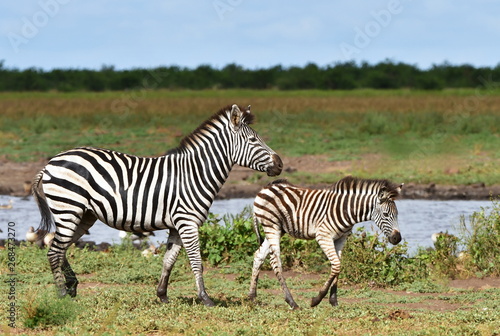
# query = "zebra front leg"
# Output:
<box><xmin>311</xmin><ymin>233</ymin><xmax>341</xmax><ymax>307</ymax></box>
<box><xmin>327</xmin><ymin>233</ymin><xmax>349</xmax><ymax>307</ymax></box>
<box><xmin>329</xmin><ymin>277</ymin><xmax>339</xmax><ymax>306</ymax></box>
<box><xmin>157</xmin><ymin>229</ymin><xmax>182</xmax><ymax>303</ymax></box>
<box><xmin>179</xmin><ymin>225</ymin><xmax>215</xmax><ymax>307</ymax></box>
<box><xmin>311</xmin><ymin>273</ymin><xmax>338</xmax><ymax>307</ymax></box>
<box><xmin>248</xmin><ymin>238</ymin><xmax>271</xmax><ymax>300</ymax></box>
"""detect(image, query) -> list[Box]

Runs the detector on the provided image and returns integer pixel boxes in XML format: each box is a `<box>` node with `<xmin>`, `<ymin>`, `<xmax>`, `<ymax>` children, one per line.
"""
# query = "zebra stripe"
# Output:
<box><xmin>248</xmin><ymin>176</ymin><xmax>403</xmax><ymax>309</ymax></box>
<box><xmin>33</xmin><ymin>104</ymin><xmax>282</xmax><ymax>306</ymax></box>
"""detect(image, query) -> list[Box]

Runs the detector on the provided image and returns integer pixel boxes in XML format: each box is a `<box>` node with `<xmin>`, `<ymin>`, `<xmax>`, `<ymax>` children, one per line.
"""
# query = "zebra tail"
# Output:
<box><xmin>253</xmin><ymin>215</ymin><xmax>263</xmax><ymax>246</ymax></box>
<box><xmin>32</xmin><ymin>170</ymin><xmax>54</xmax><ymax>236</ymax></box>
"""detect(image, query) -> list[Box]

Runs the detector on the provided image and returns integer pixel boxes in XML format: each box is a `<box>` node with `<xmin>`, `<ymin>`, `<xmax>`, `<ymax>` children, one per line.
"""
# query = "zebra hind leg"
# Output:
<box><xmin>50</xmin><ymin>212</ymin><xmax>97</xmax><ymax>297</ymax></box>
<box><xmin>248</xmin><ymin>238</ymin><xmax>271</xmax><ymax>300</ymax></box>
<box><xmin>62</xmin><ymin>257</ymin><xmax>78</xmax><ymax>297</ymax></box>
<box><xmin>47</xmin><ymin>240</ymin><xmax>71</xmax><ymax>297</ymax></box>
<box><xmin>157</xmin><ymin>229</ymin><xmax>183</xmax><ymax>303</ymax></box>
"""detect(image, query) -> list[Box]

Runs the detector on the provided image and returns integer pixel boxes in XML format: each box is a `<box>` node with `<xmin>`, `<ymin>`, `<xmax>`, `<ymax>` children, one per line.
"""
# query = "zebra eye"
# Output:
<box><xmin>383</xmin><ymin>211</ymin><xmax>389</xmax><ymax>217</ymax></box>
<box><xmin>249</xmin><ymin>136</ymin><xmax>257</xmax><ymax>142</ymax></box>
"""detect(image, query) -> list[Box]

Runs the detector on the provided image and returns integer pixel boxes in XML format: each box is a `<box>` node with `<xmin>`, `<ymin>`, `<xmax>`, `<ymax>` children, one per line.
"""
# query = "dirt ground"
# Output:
<box><xmin>1</xmin><ymin>155</ymin><xmax>499</xmax><ymax>200</ymax></box>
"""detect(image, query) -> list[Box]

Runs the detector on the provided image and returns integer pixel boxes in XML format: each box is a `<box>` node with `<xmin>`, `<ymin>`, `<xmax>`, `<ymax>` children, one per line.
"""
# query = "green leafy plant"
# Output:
<box><xmin>458</xmin><ymin>198</ymin><xmax>500</xmax><ymax>277</ymax></box>
<box><xmin>431</xmin><ymin>232</ymin><xmax>459</xmax><ymax>278</ymax></box>
<box><xmin>340</xmin><ymin>227</ymin><xmax>428</xmax><ymax>286</ymax></box>
<box><xmin>279</xmin><ymin>235</ymin><xmax>327</xmax><ymax>272</ymax></box>
<box><xmin>200</xmin><ymin>211</ymin><xmax>429</xmax><ymax>287</ymax></box>
<box><xmin>199</xmin><ymin>207</ymin><xmax>259</xmax><ymax>265</ymax></box>
<box><xmin>22</xmin><ymin>289</ymin><xmax>79</xmax><ymax>328</ymax></box>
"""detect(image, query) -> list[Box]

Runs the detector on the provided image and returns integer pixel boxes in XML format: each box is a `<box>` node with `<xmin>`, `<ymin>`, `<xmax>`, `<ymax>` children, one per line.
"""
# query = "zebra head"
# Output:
<box><xmin>372</xmin><ymin>183</ymin><xmax>404</xmax><ymax>245</ymax></box>
<box><xmin>228</xmin><ymin>104</ymin><xmax>283</xmax><ymax>176</ymax></box>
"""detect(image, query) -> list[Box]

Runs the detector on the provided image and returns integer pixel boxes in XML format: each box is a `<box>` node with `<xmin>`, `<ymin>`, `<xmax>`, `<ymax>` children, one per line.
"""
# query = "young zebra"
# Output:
<box><xmin>32</xmin><ymin>104</ymin><xmax>282</xmax><ymax>307</ymax></box>
<box><xmin>248</xmin><ymin>176</ymin><xmax>403</xmax><ymax>309</ymax></box>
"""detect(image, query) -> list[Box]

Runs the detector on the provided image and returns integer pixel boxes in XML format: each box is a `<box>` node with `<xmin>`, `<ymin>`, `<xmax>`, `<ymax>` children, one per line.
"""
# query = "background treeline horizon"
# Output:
<box><xmin>1</xmin><ymin>59</ymin><xmax>499</xmax><ymax>92</ymax></box>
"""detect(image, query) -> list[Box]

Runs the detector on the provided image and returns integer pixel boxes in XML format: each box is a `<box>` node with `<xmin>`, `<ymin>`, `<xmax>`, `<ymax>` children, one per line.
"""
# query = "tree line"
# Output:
<box><xmin>0</xmin><ymin>60</ymin><xmax>499</xmax><ymax>91</ymax></box>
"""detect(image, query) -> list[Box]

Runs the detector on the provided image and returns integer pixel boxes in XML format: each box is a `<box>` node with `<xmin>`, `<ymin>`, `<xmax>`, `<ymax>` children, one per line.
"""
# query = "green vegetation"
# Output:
<box><xmin>1</xmin><ymin>199</ymin><xmax>499</xmax><ymax>334</ymax></box>
<box><xmin>22</xmin><ymin>291</ymin><xmax>78</xmax><ymax>329</ymax></box>
<box><xmin>1</xmin><ymin>89</ymin><xmax>499</xmax><ymax>186</ymax></box>
<box><xmin>1</xmin><ymin>60</ymin><xmax>500</xmax><ymax>91</ymax></box>
<box><xmin>458</xmin><ymin>199</ymin><xmax>500</xmax><ymax>277</ymax></box>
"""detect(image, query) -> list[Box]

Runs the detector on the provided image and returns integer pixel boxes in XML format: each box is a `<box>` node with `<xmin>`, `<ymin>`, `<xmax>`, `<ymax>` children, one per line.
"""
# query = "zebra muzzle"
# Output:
<box><xmin>266</xmin><ymin>154</ymin><xmax>283</xmax><ymax>176</ymax></box>
<box><xmin>389</xmin><ymin>230</ymin><xmax>402</xmax><ymax>245</ymax></box>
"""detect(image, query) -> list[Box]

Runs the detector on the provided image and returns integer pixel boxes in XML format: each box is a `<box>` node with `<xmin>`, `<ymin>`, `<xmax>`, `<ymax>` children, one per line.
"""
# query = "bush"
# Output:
<box><xmin>414</xmin><ymin>198</ymin><xmax>500</xmax><ymax>279</ymax></box>
<box><xmin>340</xmin><ymin>228</ymin><xmax>427</xmax><ymax>286</ymax></box>
<box><xmin>200</xmin><ymin>210</ymin><xmax>428</xmax><ymax>286</ymax></box>
<box><xmin>199</xmin><ymin>207</ymin><xmax>259</xmax><ymax>265</ymax></box>
<box><xmin>279</xmin><ymin>235</ymin><xmax>327</xmax><ymax>272</ymax></box>
<box><xmin>415</xmin><ymin>232</ymin><xmax>459</xmax><ymax>279</ymax></box>
<box><xmin>458</xmin><ymin>198</ymin><xmax>500</xmax><ymax>277</ymax></box>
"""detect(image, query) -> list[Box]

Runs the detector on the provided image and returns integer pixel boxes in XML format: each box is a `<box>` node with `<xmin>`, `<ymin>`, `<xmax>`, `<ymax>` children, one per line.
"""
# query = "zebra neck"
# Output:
<box><xmin>355</xmin><ymin>194</ymin><xmax>378</xmax><ymax>223</ymax></box>
<box><xmin>180</xmin><ymin>147</ymin><xmax>233</xmax><ymax>195</ymax></box>
<box><xmin>331</xmin><ymin>192</ymin><xmax>376</xmax><ymax>225</ymax></box>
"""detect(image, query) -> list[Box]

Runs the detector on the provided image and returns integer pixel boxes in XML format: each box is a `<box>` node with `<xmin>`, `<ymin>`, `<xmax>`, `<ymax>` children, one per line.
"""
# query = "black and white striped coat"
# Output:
<box><xmin>33</xmin><ymin>104</ymin><xmax>282</xmax><ymax>306</ymax></box>
<box><xmin>248</xmin><ymin>176</ymin><xmax>402</xmax><ymax>309</ymax></box>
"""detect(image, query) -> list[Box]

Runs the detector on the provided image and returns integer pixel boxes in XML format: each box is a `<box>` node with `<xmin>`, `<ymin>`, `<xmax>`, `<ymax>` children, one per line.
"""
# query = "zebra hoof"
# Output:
<box><xmin>67</xmin><ymin>287</ymin><xmax>77</xmax><ymax>298</ymax></box>
<box><xmin>158</xmin><ymin>295</ymin><xmax>169</xmax><ymax>304</ymax></box>
<box><xmin>57</xmin><ymin>288</ymin><xmax>68</xmax><ymax>298</ymax></box>
<box><xmin>201</xmin><ymin>298</ymin><xmax>215</xmax><ymax>307</ymax></box>
<box><xmin>286</xmin><ymin>298</ymin><xmax>299</xmax><ymax>310</ymax></box>
<box><xmin>311</xmin><ymin>296</ymin><xmax>322</xmax><ymax>307</ymax></box>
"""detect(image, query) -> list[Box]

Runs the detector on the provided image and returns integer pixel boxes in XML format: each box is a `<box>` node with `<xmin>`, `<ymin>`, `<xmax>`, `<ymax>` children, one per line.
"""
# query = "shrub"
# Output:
<box><xmin>200</xmin><ymin>210</ymin><xmax>428</xmax><ymax>287</ymax></box>
<box><xmin>279</xmin><ymin>235</ymin><xmax>327</xmax><ymax>272</ymax></box>
<box><xmin>199</xmin><ymin>207</ymin><xmax>259</xmax><ymax>265</ymax></box>
<box><xmin>415</xmin><ymin>198</ymin><xmax>500</xmax><ymax>279</ymax></box>
<box><xmin>340</xmin><ymin>227</ymin><xmax>428</xmax><ymax>286</ymax></box>
<box><xmin>415</xmin><ymin>232</ymin><xmax>459</xmax><ymax>279</ymax></box>
<box><xmin>458</xmin><ymin>198</ymin><xmax>500</xmax><ymax>277</ymax></box>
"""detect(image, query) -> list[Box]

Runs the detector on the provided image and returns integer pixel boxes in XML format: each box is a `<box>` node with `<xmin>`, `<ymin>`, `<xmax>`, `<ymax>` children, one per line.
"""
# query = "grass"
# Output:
<box><xmin>1</xmin><ymin>199</ymin><xmax>499</xmax><ymax>335</ymax></box>
<box><xmin>1</xmin><ymin>245</ymin><xmax>499</xmax><ymax>335</ymax></box>
<box><xmin>0</xmin><ymin>89</ymin><xmax>499</xmax><ymax>185</ymax></box>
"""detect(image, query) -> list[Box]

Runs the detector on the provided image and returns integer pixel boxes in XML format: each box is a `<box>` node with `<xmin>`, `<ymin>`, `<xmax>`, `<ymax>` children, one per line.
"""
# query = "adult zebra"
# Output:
<box><xmin>248</xmin><ymin>176</ymin><xmax>403</xmax><ymax>309</ymax></box>
<box><xmin>32</xmin><ymin>104</ymin><xmax>282</xmax><ymax>307</ymax></box>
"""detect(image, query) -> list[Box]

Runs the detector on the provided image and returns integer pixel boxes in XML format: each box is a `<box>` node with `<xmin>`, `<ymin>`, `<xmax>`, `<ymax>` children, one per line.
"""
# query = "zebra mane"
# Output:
<box><xmin>266</xmin><ymin>178</ymin><xmax>292</xmax><ymax>187</ymax></box>
<box><xmin>332</xmin><ymin>176</ymin><xmax>400</xmax><ymax>198</ymax></box>
<box><xmin>165</xmin><ymin>104</ymin><xmax>254</xmax><ymax>155</ymax></box>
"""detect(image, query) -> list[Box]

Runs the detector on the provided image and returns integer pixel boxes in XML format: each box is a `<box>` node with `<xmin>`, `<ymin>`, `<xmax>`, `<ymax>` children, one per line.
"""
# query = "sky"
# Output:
<box><xmin>1</xmin><ymin>0</ymin><xmax>499</xmax><ymax>71</ymax></box>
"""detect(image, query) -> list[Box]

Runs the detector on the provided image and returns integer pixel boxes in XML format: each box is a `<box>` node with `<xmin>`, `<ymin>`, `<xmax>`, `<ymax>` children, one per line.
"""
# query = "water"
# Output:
<box><xmin>0</xmin><ymin>195</ymin><xmax>492</xmax><ymax>254</ymax></box>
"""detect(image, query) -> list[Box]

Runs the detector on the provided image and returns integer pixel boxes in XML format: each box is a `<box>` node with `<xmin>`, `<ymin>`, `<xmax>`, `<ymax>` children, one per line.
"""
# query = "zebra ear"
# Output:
<box><xmin>380</xmin><ymin>183</ymin><xmax>404</xmax><ymax>202</ymax></box>
<box><xmin>230</xmin><ymin>104</ymin><xmax>242</xmax><ymax>130</ymax></box>
<box><xmin>378</xmin><ymin>187</ymin><xmax>389</xmax><ymax>203</ymax></box>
